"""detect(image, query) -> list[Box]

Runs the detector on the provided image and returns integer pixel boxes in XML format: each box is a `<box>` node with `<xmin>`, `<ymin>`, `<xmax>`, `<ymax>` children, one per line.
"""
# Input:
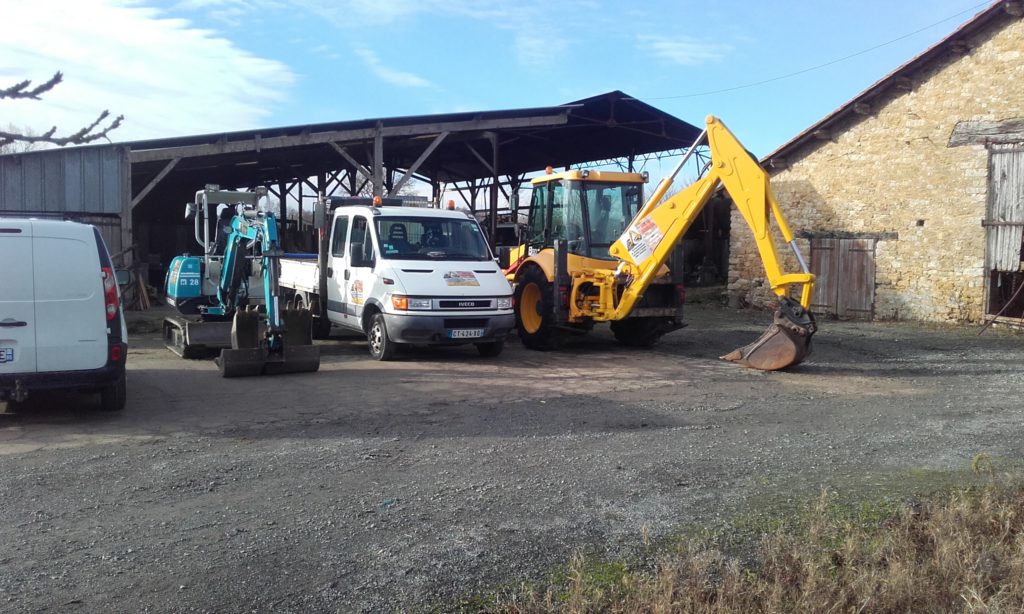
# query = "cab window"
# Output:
<box><xmin>350</xmin><ymin>216</ymin><xmax>375</xmax><ymax>266</ymax></box>
<box><xmin>330</xmin><ymin>216</ymin><xmax>350</xmax><ymax>257</ymax></box>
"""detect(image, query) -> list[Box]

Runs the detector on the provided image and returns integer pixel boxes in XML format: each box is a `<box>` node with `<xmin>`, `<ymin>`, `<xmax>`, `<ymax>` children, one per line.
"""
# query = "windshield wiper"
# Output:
<box><xmin>420</xmin><ymin>250</ymin><xmax>486</xmax><ymax>260</ymax></box>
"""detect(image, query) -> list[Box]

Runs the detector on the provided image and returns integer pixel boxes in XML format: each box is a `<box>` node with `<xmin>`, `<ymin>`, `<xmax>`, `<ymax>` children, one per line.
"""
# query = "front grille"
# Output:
<box><xmin>438</xmin><ymin>299</ymin><xmax>492</xmax><ymax>309</ymax></box>
<box><xmin>444</xmin><ymin>318</ymin><xmax>488</xmax><ymax>328</ymax></box>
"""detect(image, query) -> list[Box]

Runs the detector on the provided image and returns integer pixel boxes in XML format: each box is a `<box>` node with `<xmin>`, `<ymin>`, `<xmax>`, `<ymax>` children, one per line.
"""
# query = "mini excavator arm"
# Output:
<box><xmin>214</xmin><ymin>208</ymin><xmax>320</xmax><ymax>377</ymax></box>
<box><xmin>217</xmin><ymin>211</ymin><xmax>286</xmax><ymax>340</ymax></box>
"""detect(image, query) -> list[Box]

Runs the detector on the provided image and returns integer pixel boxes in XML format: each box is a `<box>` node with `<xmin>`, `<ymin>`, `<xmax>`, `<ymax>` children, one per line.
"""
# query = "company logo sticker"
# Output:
<box><xmin>443</xmin><ymin>271</ymin><xmax>480</xmax><ymax>287</ymax></box>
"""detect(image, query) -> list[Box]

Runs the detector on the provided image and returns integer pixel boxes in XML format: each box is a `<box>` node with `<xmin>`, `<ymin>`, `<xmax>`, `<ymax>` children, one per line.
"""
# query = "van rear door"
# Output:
<box><xmin>32</xmin><ymin>222</ymin><xmax>108</xmax><ymax>371</ymax></box>
<box><xmin>0</xmin><ymin>220</ymin><xmax>37</xmax><ymax>375</ymax></box>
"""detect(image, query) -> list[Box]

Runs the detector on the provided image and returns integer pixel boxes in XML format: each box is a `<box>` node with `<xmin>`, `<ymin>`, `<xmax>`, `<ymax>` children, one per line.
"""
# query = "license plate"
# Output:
<box><xmin>0</xmin><ymin>348</ymin><xmax>13</xmax><ymax>363</ymax></box>
<box><xmin>448</xmin><ymin>329</ymin><xmax>484</xmax><ymax>339</ymax></box>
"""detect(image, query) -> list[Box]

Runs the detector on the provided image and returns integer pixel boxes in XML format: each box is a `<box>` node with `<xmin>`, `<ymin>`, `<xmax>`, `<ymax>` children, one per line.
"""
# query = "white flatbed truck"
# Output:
<box><xmin>279</xmin><ymin>197</ymin><xmax>515</xmax><ymax>360</ymax></box>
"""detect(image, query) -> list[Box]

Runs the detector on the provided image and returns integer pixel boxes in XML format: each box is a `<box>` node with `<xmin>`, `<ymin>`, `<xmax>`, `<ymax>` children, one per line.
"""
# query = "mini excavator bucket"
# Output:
<box><xmin>721</xmin><ymin>297</ymin><xmax>817</xmax><ymax>371</ymax></box>
<box><xmin>263</xmin><ymin>304</ymin><xmax>320</xmax><ymax>376</ymax></box>
<box><xmin>215</xmin><ymin>305</ymin><xmax>321</xmax><ymax>377</ymax></box>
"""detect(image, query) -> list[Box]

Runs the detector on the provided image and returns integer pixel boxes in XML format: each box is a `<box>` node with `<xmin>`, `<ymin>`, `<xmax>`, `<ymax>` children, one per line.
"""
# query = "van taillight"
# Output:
<box><xmin>101</xmin><ymin>267</ymin><xmax>119</xmax><ymax>320</ymax></box>
<box><xmin>675</xmin><ymin>283</ymin><xmax>686</xmax><ymax>305</ymax></box>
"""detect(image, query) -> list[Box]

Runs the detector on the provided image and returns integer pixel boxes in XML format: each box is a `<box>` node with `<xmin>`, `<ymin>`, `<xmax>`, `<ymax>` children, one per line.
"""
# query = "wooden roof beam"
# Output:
<box><xmin>129</xmin><ymin>113</ymin><xmax>568</xmax><ymax>163</ymax></box>
<box><xmin>391</xmin><ymin>131</ymin><xmax>449</xmax><ymax>195</ymax></box>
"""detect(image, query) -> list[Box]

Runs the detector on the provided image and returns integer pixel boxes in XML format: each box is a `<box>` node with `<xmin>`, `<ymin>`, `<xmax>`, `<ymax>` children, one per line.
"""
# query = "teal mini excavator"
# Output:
<box><xmin>163</xmin><ymin>185</ymin><xmax>320</xmax><ymax>377</ymax></box>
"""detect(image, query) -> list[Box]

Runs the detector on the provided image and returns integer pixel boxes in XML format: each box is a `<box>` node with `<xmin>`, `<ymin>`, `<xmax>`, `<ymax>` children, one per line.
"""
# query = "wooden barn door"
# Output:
<box><xmin>810</xmin><ymin>237</ymin><xmax>876</xmax><ymax>319</ymax></box>
<box><xmin>984</xmin><ymin>144</ymin><xmax>1024</xmax><ymax>318</ymax></box>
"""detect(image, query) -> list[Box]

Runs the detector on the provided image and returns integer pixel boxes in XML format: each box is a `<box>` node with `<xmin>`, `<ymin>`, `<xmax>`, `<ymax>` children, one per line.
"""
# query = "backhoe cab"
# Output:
<box><xmin>507</xmin><ymin>116</ymin><xmax>817</xmax><ymax>371</ymax></box>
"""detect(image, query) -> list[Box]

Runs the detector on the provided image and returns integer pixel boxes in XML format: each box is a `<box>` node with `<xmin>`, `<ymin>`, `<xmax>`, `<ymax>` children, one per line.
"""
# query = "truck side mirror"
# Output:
<box><xmin>115</xmin><ymin>269</ymin><xmax>133</xmax><ymax>287</ymax></box>
<box><xmin>314</xmin><ymin>197</ymin><xmax>326</xmax><ymax>230</ymax></box>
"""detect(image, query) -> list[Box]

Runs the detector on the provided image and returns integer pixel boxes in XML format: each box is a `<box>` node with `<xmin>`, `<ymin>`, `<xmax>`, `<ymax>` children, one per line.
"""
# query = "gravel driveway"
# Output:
<box><xmin>1</xmin><ymin>303</ymin><xmax>1022</xmax><ymax>612</ymax></box>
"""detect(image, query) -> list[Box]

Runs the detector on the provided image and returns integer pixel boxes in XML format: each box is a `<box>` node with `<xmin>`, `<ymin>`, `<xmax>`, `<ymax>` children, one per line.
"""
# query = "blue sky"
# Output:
<box><xmin>1</xmin><ymin>0</ymin><xmax>995</xmax><ymax>159</ymax></box>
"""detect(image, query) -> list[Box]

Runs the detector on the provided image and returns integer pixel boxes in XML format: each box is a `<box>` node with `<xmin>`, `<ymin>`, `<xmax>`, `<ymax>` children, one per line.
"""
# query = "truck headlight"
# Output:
<box><xmin>391</xmin><ymin>295</ymin><xmax>432</xmax><ymax>310</ymax></box>
<box><xmin>497</xmin><ymin>296</ymin><xmax>512</xmax><ymax>310</ymax></box>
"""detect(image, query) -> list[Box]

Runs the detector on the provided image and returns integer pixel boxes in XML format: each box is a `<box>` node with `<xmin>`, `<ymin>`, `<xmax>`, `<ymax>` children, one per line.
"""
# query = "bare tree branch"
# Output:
<box><xmin>0</xmin><ymin>71</ymin><xmax>124</xmax><ymax>150</ymax></box>
<box><xmin>0</xmin><ymin>71</ymin><xmax>63</xmax><ymax>100</ymax></box>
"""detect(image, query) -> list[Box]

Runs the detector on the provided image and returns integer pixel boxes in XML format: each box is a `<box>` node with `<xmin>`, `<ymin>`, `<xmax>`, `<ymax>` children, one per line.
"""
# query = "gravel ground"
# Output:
<box><xmin>1</xmin><ymin>300</ymin><xmax>1022</xmax><ymax>612</ymax></box>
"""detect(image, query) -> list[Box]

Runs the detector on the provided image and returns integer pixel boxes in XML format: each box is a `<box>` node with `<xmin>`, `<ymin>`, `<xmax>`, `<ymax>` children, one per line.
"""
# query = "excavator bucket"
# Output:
<box><xmin>216</xmin><ymin>307</ymin><xmax>265</xmax><ymax>377</ymax></box>
<box><xmin>215</xmin><ymin>306</ymin><xmax>321</xmax><ymax>377</ymax></box>
<box><xmin>263</xmin><ymin>304</ymin><xmax>320</xmax><ymax>376</ymax></box>
<box><xmin>721</xmin><ymin>297</ymin><xmax>817</xmax><ymax>371</ymax></box>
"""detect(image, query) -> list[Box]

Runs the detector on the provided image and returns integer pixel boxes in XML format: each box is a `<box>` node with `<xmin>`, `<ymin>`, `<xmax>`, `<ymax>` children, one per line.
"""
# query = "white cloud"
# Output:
<box><xmin>638</xmin><ymin>35</ymin><xmax>732</xmax><ymax>66</ymax></box>
<box><xmin>287</xmin><ymin>0</ymin><xmax>563</xmax><ymax>70</ymax></box>
<box><xmin>0</xmin><ymin>0</ymin><xmax>295</xmax><ymax>141</ymax></box>
<box><xmin>514</xmin><ymin>33</ymin><xmax>569</xmax><ymax>69</ymax></box>
<box><xmin>353</xmin><ymin>48</ymin><xmax>433</xmax><ymax>89</ymax></box>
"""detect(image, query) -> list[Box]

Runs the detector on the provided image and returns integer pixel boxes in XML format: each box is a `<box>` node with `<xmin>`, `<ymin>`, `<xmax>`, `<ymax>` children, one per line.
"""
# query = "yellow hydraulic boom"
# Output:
<box><xmin>510</xmin><ymin>115</ymin><xmax>817</xmax><ymax>370</ymax></box>
<box><xmin>609</xmin><ymin>116</ymin><xmax>814</xmax><ymax>316</ymax></box>
<box><xmin>605</xmin><ymin>115</ymin><xmax>816</xmax><ymax>369</ymax></box>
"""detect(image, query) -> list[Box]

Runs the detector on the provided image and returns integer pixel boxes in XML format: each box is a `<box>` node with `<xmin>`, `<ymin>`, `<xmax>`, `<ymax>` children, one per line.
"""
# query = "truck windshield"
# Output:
<box><xmin>375</xmin><ymin>217</ymin><xmax>492</xmax><ymax>261</ymax></box>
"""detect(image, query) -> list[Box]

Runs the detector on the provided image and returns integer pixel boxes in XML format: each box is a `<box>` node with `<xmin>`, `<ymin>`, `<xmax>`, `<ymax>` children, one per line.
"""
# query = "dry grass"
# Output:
<box><xmin>481</xmin><ymin>476</ymin><xmax>1024</xmax><ymax>613</ymax></box>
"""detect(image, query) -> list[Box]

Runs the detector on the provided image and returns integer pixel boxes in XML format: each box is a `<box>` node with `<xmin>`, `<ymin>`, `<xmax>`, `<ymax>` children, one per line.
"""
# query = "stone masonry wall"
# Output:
<box><xmin>729</xmin><ymin>14</ymin><xmax>1024</xmax><ymax>322</ymax></box>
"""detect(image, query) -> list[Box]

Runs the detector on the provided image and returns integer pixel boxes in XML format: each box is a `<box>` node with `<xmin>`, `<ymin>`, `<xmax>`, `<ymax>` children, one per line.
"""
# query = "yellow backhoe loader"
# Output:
<box><xmin>505</xmin><ymin>115</ymin><xmax>817</xmax><ymax>371</ymax></box>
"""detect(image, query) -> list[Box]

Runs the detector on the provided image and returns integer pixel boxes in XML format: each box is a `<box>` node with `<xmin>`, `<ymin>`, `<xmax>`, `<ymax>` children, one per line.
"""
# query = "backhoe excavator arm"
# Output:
<box><xmin>608</xmin><ymin>115</ymin><xmax>815</xmax><ymax>319</ymax></box>
<box><xmin>603</xmin><ymin>115</ymin><xmax>816</xmax><ymax>370</ymax></box>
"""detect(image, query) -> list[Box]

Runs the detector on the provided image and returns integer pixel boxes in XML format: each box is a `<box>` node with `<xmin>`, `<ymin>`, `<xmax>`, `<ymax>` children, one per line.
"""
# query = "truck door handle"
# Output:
<box><xmin>344</xmin><ymin>270</ymin><xmax>351</xmax><ymax>280</ymax></box>
<box><xmin>0</xmin><ymin>319</ymin><xmax>27</xmax><ymax>328</ymax></box>
<box><xmin>327</xmin><ymin>267</ymin><xmax>333</xmax><ymax>278</ymax></box>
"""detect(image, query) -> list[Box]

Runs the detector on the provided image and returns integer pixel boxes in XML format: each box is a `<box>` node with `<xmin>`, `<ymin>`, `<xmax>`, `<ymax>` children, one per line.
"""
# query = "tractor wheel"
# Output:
<box><xmin>514</xmin><ymin>266</ymin><xmax>560</xmax><ymax>350</ymax></box>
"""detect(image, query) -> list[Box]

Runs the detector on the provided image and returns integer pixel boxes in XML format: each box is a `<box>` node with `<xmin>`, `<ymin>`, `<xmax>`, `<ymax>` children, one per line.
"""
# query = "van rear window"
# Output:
<box><xmin>33</xmin><ymin>237</ymin><xmax>97</xmax><ymax>300</ymax></box>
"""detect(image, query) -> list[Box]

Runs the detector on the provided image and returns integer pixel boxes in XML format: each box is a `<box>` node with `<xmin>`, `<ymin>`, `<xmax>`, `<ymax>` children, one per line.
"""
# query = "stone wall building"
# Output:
<box><xmin>729</xmin><ymin>0</ymin><xmax>1024</xmax><ymax>323</ymax></box>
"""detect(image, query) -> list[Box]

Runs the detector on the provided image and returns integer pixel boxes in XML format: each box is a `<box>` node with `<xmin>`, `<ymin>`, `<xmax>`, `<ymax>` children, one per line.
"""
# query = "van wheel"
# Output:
<box><xmin>99</xmin><ymin>370</ymin><xmax>126</xmax><ymax>411</ymax></box>
<box><xmin>367</xmin><ymin>312</ymin><xmax>396</xmax><ymax>361</ymax></box>
<box><xmin>475</xmin><ymin>340</ymin><xmax>504</xmax><ymax>357</ymax></box>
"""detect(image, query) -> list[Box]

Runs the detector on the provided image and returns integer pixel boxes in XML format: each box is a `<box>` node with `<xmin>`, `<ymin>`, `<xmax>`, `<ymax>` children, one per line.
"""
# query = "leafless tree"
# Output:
<box><xmin>0</xmin><ymin>124</ymin><xmax>41</xmax><ymax>154</ymax></box>
<box><xmin>0</xmin><ymin>71</ymin><xmax>123</xmax><ymax>150</ymax></box>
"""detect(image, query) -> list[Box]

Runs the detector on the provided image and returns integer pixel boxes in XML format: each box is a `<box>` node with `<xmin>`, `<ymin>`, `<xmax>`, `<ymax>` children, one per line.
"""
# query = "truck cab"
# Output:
<box><xmin>281</xmin><ymin>198</ymin><xmax>515</xmax><ymax>360</ymax></box>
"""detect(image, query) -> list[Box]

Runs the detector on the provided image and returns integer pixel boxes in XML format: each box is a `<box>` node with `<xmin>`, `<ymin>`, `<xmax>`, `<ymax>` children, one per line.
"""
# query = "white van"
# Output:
<box><xmin>0</xmin><ymin>219</ymin><xmax>128</xmax><ymax>410</ymax></box>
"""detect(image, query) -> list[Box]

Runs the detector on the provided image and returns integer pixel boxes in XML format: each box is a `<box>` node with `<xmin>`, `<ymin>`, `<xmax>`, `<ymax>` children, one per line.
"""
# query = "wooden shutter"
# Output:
<box><xmin>810</xmin><ymin>238</ymin><xmax>839</xmax><ymax>314</ymax></box>
<box><xmin>837</xmin><ymin>239</ymin><xmax>876</xmax><ymax>319</ymax></box>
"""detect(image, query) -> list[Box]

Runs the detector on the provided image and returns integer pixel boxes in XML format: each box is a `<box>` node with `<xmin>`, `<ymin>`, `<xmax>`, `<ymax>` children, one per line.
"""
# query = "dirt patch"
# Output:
<box><xmin>1</xmin><ymin>304</ymin><xmax>1021</xmax><ymax>612</ymax></box>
